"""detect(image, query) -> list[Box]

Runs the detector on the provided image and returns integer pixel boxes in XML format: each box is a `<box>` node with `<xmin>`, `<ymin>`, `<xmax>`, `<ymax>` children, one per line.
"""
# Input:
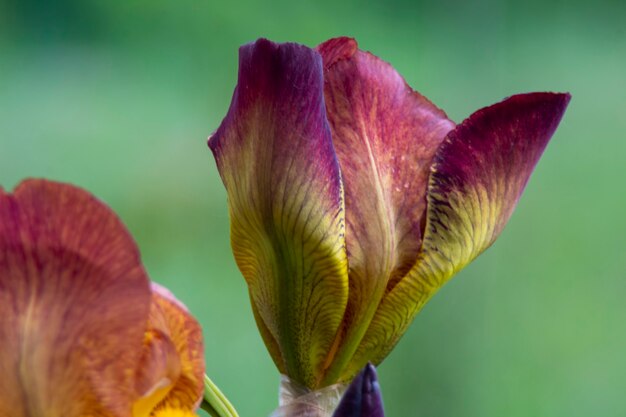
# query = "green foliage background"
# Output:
<box><xmin>1</xmin><ymin>1</ymin><xmax>624</xmax><ymax>416</ymax></box>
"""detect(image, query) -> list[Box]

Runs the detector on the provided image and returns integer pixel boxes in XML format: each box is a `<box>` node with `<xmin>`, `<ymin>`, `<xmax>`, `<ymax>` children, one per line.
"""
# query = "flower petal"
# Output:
<box><xmin>332</xmin><ymin>364</ymin><xmax>384</xmax><ymax>417</ymax></box>
<box><xmin>0</xmin><ymin>179</ymin><xmax>152</xmax><ymax>417</ymax></box>
<box><xmin>351</xmin><ymin>93</ymin><xmax>571</xmax><ymax>374</ymax></box>
<box><xmin>317</xmin><ymin>37</ymin><xmax>455</xmax><ymax>383</ymax></box>
<box><xmin>209</xmin><ymin>39</ymin><xmax>348</xmax><ymax>387</ymax></box>
<box><xmin>148</xmin><ymin>283</ymin><xmax>205</xmax><ymax>412</ymax></box>
<box><xmin>152</xmin><ymin>408</ymin><xmax>199</xmax><ymax>417</ymax></box>
<box><xmin>132</xmin><ymin>328</ymin><xmax>181</xmax><ymax>417</ymax></box>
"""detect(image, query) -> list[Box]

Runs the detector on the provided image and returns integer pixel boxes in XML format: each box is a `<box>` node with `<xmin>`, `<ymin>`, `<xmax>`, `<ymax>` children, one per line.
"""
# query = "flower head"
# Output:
<box><xmin>0</xmin><ymin>179</ymin><xmax>205</xmax><ymax>417</ymax></box>
<box><xmin>209</xmin><ymin>37</ymin><xmax>570</xmax><ymax>389</ymax></box>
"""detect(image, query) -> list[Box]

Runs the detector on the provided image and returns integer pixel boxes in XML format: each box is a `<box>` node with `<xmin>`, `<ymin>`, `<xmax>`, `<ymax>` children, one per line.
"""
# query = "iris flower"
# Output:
<box><xmin>209</xmin><ymin>37</ymin><xmax>570</xmax><ymax>390</ymax></box>
<box><xmin>0</xmin><ymin>180</ymin><xmax>205</xmax><ymax>417</ymax></box>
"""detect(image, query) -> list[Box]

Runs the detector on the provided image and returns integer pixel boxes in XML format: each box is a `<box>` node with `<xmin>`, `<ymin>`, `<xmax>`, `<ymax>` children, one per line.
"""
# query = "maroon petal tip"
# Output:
<box><xmin>317</xmin><ymin>37</ymin><xmax>358</xmax><ymax>68</ymax></box>
<box><xmin>209</xmin><ymin>37</ymin><xmax>326</xmax><ymax>155</ymax></box>
<box><xmin>436</xmin><ymin>91</ymin><xmax>571</xmax><ymax>173</ymax></box>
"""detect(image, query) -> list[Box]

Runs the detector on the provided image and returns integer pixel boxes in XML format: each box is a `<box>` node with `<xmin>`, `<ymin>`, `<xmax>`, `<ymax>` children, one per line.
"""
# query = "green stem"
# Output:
<box><xmin>200</xmin><ymin>374</ymin><xmax>239</xmax><ymax>417</ymax></box>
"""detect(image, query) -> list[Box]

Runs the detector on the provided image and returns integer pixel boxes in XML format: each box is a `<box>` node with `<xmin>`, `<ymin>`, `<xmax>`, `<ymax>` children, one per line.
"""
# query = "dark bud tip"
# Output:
<box><xmin>332</xmin><ymin>363</ymin><xmax>385</xmax><ymax>417</ymax></box>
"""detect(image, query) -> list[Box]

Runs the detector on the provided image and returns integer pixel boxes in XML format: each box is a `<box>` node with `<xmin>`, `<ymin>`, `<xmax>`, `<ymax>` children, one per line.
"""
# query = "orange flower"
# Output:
<box><xmin>0</xmin><ymin>179</ymin><xmax>205</xmax><ymax>417</ymax></box>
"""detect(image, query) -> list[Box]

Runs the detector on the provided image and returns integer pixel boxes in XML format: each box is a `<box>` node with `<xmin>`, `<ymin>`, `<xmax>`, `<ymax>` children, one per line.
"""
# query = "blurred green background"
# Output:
<box><xmin>1</xmin><ymin>0</ymin><xmax>625</xmax><ymax>416</ymax></box>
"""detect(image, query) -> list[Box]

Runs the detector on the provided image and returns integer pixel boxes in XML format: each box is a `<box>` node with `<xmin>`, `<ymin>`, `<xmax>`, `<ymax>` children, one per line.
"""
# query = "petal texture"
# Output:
<box><xmin>0</xmin><ymin>179</ymin><xmax>152</xmax><ymax>417</ymax></box>
<box><xmin>132</xmin><ymin>328</ymin><xmax>181</xmax><ymax>417</ymax></box>
<box><xmin>149</xmin><ymin>283</ymin><xmax>205</xmax><ymax>413</ymax></box>
<box><xmin>317</xmin><ymin>37</ymin><xmax>455</xmax><ymax>383</ymax></box>
<box><xmin>209</xmin><ymin>39</ymin><xmax>348</xmax><ymax>387</ymax></box>
<box><xmin>352</xmin><ymin>93</ymin><xmax>571</xmax><ymax>374</ymax></box>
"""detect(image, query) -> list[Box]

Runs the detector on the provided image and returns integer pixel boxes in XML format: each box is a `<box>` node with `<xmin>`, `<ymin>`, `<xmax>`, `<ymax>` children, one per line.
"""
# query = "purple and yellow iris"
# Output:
<box><xmin>0</xmin><ymin>180</ymin><xmax>205</xmax><ymax>417</ymax></box>
<box><xmin>209</xmin><ymin>37</ymin><xmax>570</xmax><ymax>390</ymax></box>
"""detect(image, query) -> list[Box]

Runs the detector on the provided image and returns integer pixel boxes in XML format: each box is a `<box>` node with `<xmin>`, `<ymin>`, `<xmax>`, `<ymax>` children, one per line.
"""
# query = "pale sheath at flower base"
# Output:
<box><xmin>209</xmin><ymin>36</ymin><xmax>570</xmax><ymax>396</ymax></box>
<box><xmin>0</xmin><ymin>180</ymin><xmax>205</xmax><ymax>417</ymax></box>
<box><xmin>270</xmin><ymin>364</ymin><xmax>384</xmax><ymax>417</ymax></box>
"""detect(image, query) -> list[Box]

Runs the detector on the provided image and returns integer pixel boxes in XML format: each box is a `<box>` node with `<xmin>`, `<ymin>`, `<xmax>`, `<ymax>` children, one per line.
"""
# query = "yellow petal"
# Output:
<box><xmin>132</xmin><ymin>328</ymin><xmax>181</xmax><ymax>417</ymax></box>
<box><xmin>152</xmin><ymin>407</ymin><xmax>198</xmax><ymax>417</ymax></box>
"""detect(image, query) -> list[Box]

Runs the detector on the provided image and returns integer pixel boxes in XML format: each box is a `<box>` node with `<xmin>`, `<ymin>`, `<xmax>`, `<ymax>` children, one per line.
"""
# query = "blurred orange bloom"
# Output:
<box><xmin>0</xmin><ymin>179</ymin><xmax>205</xmax><ymax>417</ymax></box>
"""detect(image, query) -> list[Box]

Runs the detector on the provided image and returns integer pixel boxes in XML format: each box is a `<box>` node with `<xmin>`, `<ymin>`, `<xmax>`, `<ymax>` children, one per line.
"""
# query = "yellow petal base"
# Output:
<box><xmin>152</xmin><ymin>407</ymin><xmax>198</xmax><ymax>417</ymax></box>
<box><xmin>132</xmin><ymin>381</ymin><xmax>173</xmax><ymax>417</ymax></box>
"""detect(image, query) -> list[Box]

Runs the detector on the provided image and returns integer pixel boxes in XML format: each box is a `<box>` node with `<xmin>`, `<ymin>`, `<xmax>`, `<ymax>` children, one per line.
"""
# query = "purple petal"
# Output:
<box><xmin>332</xmin><ymin>364</ymin><xmax>384</xmax><ymax>417</ymax></box>
<box><xmin>316</xmin><ymin>37</ymin><xmax>455</xmax><ymax>384</ymax></box>
<box><xmin>354</xmin><ymin>92</ymin><xmax>571</xmax><ymax>371</ymax></box>
<box><xmin>209</xmin><ymin>39</ymin><xmax>349</xmax><ymax>388</ymax></box>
